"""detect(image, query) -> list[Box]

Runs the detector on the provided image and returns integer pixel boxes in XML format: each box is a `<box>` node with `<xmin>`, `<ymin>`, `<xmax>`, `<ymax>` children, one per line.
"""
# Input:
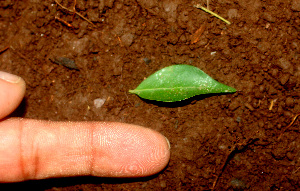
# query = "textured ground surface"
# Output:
<box><xmin>0</xmin><ymin>0</ymin><xmax>299</xmax><ymax>190</ymax></box>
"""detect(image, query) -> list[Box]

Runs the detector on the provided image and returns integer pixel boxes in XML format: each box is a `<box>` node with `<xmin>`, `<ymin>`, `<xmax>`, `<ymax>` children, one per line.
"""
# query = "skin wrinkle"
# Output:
<box><xmin>90</xmin><ymin>122</ymin><xmax>113</xmax><ymax>177</ymax></box>
<box><xmin>33</xmin><ymin>139</ymin><xmax>40</xmax><ymax>180</ymax></box>
<box><xmin>19</xmin><ymin>119</ymin><xmax>39</xmax><ymax>180</ymax></box>
<box><xmin>89</xmin><ymin>123</ymin><xmax>96</xmax><ymax>176</ymax></box>
<box><xmin>32</xmin><ymin>121</ymin><xmax>42</xmax><ymax>180</ymax></box>
<box><xmin>18</xmin><ymin>118</ymin><xmax>26</xmax><ymax>181</ymax></box>
<box><xmin>19</xmin><ymin>120</ymin><xmax>58</xmax><ymax>180</ymax></box>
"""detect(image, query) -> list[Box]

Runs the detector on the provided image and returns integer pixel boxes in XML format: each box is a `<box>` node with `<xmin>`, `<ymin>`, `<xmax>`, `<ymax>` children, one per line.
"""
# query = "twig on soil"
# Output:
<box><xmin>71</xmin><ymin>0</ymin><xmax>77</xmax><ymax>20</ymax></box>
<box><xmin>54</xmin><ymin>0</ymin><xmax>96</xmax><ymax>27</ymax></box>
<box><xmin>211</xmin><ymin>138</ymin><xmax>258</xmax><ymax>190</ymax></box>
<box><xmin>117</xmin><ymin>36</ymin><xmax>124</xmax><ymax>47</ymax></box>
<box><xmin>191</xmin><ymin>24</ymin><xmax>206</xmax><ymax>44</ymax></box>
<box><xmin>278</xmin><ymin>113</ymin><xmax>300</xmax><ymax>140</ymax></box>
<box><xmin>194</xmin><ymin>4</ymin><xmax>231</xmax><ymax>25</ymax></box>
<box><xmin>72</xmin><ymin>0</ymin><xmax>76</xmax><ymax>12</ymax></box>
<box><xmin>55</xmin><ymin>16</ymin><xmax>75</xmax><ymax>28</ymax></box>
<box><xmin>293</xmin><ymin>167</ymin><xmax>300</xmax><ymax>174</ymax></box>
<box><xmin>0</xmin><ymin>46</ymin><xmax>9</xmax><ymax>54</ymax></box>
<box><xmin>269</xmin><ymin>99</ymin><xmax>274</xmax><ymax>110</ymax></box>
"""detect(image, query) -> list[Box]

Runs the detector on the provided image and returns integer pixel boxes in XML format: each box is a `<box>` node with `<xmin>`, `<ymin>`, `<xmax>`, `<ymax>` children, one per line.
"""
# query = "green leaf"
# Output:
<box><xmin>129</xmin><ymin>64</ymin><xmax>236</xmax><ymax>102</ymax></box>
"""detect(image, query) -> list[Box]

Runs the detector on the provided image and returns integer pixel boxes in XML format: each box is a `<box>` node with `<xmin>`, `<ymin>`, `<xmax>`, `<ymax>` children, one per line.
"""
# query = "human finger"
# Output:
<box><xmin>0</xmin><ymin>71</ymin><xmax>26</xmax><ymax>119</ymax></box>
<box><xmin>0</xmin><ymin>118</ymin><xmax>170</xmax><ymax>182</ymax></box>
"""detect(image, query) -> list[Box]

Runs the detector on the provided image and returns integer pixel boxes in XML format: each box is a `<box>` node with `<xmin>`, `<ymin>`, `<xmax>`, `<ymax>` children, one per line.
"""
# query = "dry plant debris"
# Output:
<box><xmin>54</xmin><ymin>0</ymin><xmax>96</xmax><ymax>28</ymax></box>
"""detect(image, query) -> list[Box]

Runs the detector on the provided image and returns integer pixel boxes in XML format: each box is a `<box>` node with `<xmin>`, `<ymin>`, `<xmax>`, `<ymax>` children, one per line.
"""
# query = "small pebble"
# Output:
<box><xmin>230</xmin><ymin>178</ymin><xmax>246</xmax><ymax>189</ymax></box>
<box><xmin>286</xmin><ymin>152</ymin><xmax>295</xmax><ymax>161</ymax></box>
<box><xmin>263</xmin><ymin>12</ymin><xmax>276</xmax><ymax>22</ymax></box>
<box><xmin>229</xmin><ymin>100</ymin><xmax>240</xmax><ymax>111</ymax></box>
<box><xmin>120</xmin><ymin>32</ymin><xmax>135</xmax><ymax>46</ymax></box>
<box><xmin>227</xmin><ymin>9</ymin><xmax>238</xmax><ymax>19</ymax></box>
<box><xmin>52</xmin><ymin>57</ymin><xmax>78</xmax><ymax>70</ymax></box>
<box><xmin>160</xmin><ymin>181</ymin><xmax>167</xmax><ymax>188</ymax></box>
<box><xmin>268</xmin><ymin>85</ymin><xmax>277</xmax><ymax>95</ymax></box>
<box><xmin>285</xmin><ymin>97</ymin><xmax>295</xmax><ymax>107</ymax></box>
<box><xmin>143</xmin><ymin>57</ymin><xmax>151</xmax><ymax>64</ymax></box>
<box><xmin>236</xmin><ymin>116</ymin><xmax>242</xmax><ymax>123</ymax></box>
<box><xmin>259</xmin><ymin>85</ymin><xmax>265</xmax><ymax>92</ymax></box>
<box><xmin>94</xmin><ymin>98</ymin><xmax>106</xmax><ymax>108</ymax></box>
<box><xmin>277</xmin><ymin>58</ymin><xmax>292</xmax><ymax>70</ymax></box>
<box><xmin>257</xmin><ymin>41</ymin><xmax>271</xmax><ymax>53</ymax></box>
<box><xmin>283</xmin><ymin>110</ymin><xmax>292</xmax><ymax>118</ymax></box>
<box><xmin>292</xmin><ymin>0</ymin><xmax>300</xmax><ymax>11</ymax></box>
<box><xmin>245</xmin><ymin>102</ymin><xmax>255</xmax><ymax>111</ymax></box>
<box><xmin>258</xmin><ymin>120</ymin><xmax>264</xmax><ymax>128</ymax></box>
<box><xmin>270</xmin><ymin>68</ymin><xmax>279</xmax><ymax>78</ymax></box>
<box><xmin>218</xmin><ymin>145</ymin><xmax>227</xmax><ymax>150</ymax></box>
<box><xmin>280</xmin><ymin>73</ymin><xmax>290</xmax><ymax>85</ymax></box>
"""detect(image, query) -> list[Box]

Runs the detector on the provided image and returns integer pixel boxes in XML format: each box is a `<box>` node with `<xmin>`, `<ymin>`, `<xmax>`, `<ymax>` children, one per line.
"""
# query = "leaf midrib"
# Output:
<box><xmin>130</xmin><ymin>86</ymin><xmax>205</xmax><ymax>92</ymax></box>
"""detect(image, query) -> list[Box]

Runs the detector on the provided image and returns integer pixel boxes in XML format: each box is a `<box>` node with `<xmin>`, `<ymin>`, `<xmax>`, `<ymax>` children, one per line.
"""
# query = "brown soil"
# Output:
<box><xmin>1</xmin><ymin>0</ymin><xmax>300</xmax><ymax>190</ymax></box>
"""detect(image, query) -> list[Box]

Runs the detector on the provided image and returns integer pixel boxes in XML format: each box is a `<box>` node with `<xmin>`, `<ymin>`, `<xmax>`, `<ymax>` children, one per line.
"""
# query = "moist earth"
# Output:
<box><xmin>0</xmin><ymin>0</ymin><xmax>299</xmax><ymax>190</ymax></box>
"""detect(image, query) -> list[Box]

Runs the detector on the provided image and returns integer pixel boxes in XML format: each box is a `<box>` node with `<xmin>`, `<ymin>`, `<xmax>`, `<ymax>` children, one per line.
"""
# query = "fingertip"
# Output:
<box><xmin>134</xmin><ymin>126</ymin><xmax>171</xmax><ymax>176</ymax></box>
<box><xmin>146</xmin><ymin>129</ymin><xmax>171</xmax><ymax>175</ymax></box>
<box><xmin>91</xmin><ymin>123</ymin><xmax>170</xmax><ymax>177</ymax></box>
<box><xmin>0</xmin><ymin>71</ymin><xmax>26</xmax><ymax>119</ymax></box>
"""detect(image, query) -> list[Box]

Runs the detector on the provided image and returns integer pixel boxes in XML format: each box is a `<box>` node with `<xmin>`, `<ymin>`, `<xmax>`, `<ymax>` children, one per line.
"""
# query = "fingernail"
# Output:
<box><xmin>164</xmin><ymin>136</ymin><xmax>171</xmax><ymax>149</ymax></box>
<box><xmin>0</xmin><ymin>71</ymin><xmax>22</xmax><ymax>83</ymax></box>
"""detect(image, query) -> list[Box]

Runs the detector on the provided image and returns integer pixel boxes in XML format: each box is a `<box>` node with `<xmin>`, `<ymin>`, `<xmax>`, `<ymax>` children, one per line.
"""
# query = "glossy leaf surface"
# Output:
<box><xmin>129</xmin><ymin>65</ymin><xmax>236</xmax><ymax>102</ymax></box>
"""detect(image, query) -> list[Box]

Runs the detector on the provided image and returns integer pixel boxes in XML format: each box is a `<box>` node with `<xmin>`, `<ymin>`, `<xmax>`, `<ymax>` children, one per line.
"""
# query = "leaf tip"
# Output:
<box><xmin>225</xmin><ymin>86</ymin><xmax>237</xmax><ymax>93</ymax></box>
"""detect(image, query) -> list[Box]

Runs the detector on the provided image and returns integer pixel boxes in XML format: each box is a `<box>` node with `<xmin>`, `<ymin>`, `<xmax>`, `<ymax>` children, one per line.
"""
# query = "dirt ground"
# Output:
<box><xmin>1</xmin><ymin>0</ymin><xmax>300</xmax><ymax>190</ymax></box>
